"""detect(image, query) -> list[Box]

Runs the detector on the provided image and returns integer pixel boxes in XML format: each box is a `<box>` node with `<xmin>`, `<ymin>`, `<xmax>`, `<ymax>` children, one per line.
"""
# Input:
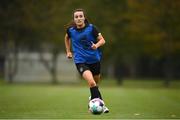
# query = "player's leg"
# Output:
<box><xmin>82</xmin><ymin>70</ymin><xmax>96</xmax><ymax>87</ymax></box>
<box><xmin>89</xmin><ymin>62</ymin><xmax>101</xmax><ymax>84</ymax></box>
<box><xmin>93</xmin><ymin>74</ymin><xmax>102</xmax><ymax>100</ymax></box>
<box><xmin>82</xmin><ymin>70</ymin><xmax>103</xmax><ymax>99</ymax></box>
<box><xmin>88</xmin><ymin>62</ymin><xmax>103</xmax><ymax>100</ymax></box>
<box><xmin>90</xmin><ymin>63</ymin><xmax>110</xmax><ymax>113</ymax></box>
<box><xmin>93</xmin><ymin>74</ymin><xmax>101</xmax><ymax>84</ymax></box>
<box><xmin>93</xmin><ymin>74</ymin><xmax>109</xmax><ymax>113</ymax></box>
<box><xmin>76</xmin><ymin>63</ymin><xmax>102</xmax><ymax>99</ymax></box>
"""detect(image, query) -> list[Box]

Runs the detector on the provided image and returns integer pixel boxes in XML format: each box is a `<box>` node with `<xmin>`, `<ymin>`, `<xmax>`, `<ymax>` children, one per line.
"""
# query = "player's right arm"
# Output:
<box><xmin>64</xmin><ymin>33</ymin><xmax>72</xmax><ymax>59</ymax></box>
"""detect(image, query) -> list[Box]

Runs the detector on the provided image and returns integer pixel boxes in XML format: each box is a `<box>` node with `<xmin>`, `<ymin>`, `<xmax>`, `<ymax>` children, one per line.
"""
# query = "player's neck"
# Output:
<box><xmin>77</xmin><ymin>23</ymin><xmax>85</xmax><ymax>29</ymax></box>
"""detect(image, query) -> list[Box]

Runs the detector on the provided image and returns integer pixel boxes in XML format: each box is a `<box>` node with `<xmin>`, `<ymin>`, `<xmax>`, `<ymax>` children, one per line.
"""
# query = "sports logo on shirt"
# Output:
<box><xmin>80</xmin><ymin>67</ymin><xmax>84</xmax><ymax>73</ymax></box>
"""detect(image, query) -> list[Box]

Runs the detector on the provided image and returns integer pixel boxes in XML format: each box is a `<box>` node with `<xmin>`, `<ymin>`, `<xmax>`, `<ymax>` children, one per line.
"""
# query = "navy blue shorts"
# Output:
<box><xmin>75</xmin><ymin>62</ymin><xmax>100</xmax><ymax>76</ymax></box>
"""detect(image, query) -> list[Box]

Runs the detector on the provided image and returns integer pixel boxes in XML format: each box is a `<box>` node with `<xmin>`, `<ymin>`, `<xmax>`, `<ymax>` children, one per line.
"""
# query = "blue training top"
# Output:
<box><xmin>67</xmin><ymin>24</ymin><xmax>102</xmax><ymax>64</ymax></box>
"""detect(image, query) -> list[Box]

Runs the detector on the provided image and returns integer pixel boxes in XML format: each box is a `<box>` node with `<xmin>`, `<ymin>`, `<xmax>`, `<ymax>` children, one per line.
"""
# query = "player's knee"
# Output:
<box><xmin>89</xmin><ymin>81</ymin><xmax>96</xmax><ymax>87</ymax></box>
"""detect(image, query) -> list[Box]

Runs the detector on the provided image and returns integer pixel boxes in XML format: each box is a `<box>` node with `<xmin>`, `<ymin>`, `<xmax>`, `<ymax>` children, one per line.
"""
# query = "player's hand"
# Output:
<box><xmin>91</xmin><ymin>42</ymin><xmax>98</xmax><ymax>50</ymax></box>
<box><xmin>66</xmin><ymin>52</ymin><xmax>72</xmax><ymax>59</ymax></box>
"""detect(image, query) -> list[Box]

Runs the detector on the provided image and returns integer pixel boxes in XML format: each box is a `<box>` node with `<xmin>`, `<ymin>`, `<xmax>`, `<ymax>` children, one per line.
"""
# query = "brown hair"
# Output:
<box><xmin>65</xmin><ymin>8</ymin><xmax>89</xmax><ymax>30</ymax></box>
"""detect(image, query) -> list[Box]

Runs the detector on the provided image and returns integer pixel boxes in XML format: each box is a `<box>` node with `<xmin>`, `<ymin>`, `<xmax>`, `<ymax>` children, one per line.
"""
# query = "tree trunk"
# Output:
<box><xmin>51</xmin><ymin>52</ymin><xmax>58</xmax><ymax>84</ymax></box>
<box><xmin>7</xmin><ymin>44</ymin><xmax>18</xmax><ymax>83</ymax></box>
<box><xmin>163</xmin><ymin>55</ymin><xmax>172</xmax><ymax>87</ymax></box>
<box><xmin>39</xmin><ymin>50</ymin><xmax>59</xmax><ymax>84</ymax></box>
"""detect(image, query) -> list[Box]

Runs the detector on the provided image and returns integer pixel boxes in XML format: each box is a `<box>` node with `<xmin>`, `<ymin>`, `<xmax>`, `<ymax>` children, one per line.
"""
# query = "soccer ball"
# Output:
<box><xmin>88</xmin><ymin>98</ymin><xmax>104</xmax><ymax>115</ymax></box>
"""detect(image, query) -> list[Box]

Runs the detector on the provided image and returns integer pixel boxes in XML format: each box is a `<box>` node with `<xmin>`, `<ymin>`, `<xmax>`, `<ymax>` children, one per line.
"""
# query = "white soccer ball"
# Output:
<box><xmin>88</xmin><ymin>98</ymin><xmax>104</xmax><ymax>115</ymax></box>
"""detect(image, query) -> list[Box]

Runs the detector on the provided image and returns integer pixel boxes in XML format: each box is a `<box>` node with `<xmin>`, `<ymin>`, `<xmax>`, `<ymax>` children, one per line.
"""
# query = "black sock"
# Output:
<box><xmin>90</xmin><ymin>86</ymin><xmax>102</xmax><ymax>100</ymax></box>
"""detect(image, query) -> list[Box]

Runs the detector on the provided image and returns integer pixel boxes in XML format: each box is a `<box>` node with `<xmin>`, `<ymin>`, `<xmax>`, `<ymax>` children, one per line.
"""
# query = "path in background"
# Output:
<box><xmin>5</xmin><ymin>53</ymin><xmax>79</xmax><ymax>83</ymax></box>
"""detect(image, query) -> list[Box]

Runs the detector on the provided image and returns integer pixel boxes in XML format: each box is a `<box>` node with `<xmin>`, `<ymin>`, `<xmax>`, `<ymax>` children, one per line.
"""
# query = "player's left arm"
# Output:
<box><xmin>91</xmin><ymin>33</ymin><xmax>105</xmax><ymax>50</ymax></box>
<box><xmin>91</xmin><ymin>26</ymin><xmax>106</xmax><ymax>50</ymax></box>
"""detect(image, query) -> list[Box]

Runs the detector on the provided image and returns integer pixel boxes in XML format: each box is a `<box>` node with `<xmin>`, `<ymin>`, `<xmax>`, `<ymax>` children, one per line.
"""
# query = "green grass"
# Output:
<box><xmin>0</xmin><ymin>80</ymin><xmax>180</xmax><ymax>119</ymax></box>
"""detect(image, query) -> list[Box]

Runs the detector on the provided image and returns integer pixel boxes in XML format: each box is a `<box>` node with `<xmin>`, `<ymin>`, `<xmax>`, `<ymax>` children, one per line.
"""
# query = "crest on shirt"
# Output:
<box><xmin>80</xmin><ymin>67</ymin><xmax>84</xmax><ymax>72</ymax></box>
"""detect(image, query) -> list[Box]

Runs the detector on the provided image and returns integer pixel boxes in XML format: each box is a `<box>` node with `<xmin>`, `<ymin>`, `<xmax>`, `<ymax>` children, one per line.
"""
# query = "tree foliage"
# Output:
<box><xmin>0</xmin><ymin>0</ymin><xmax>180</xmax><ymax>80</ymax></box>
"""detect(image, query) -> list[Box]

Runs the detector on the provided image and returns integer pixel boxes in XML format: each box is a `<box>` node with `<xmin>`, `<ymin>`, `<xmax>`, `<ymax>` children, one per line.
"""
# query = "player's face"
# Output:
<box><xmin>73</xmin><ymin>11</ymin><xmax>85</xmax><ymax>27</ymax></box>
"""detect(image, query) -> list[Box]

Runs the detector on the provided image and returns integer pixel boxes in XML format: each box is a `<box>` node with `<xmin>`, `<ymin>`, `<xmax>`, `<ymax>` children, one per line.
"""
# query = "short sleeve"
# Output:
<box><xmin>66</xmin><ymin>28</ymin><xmax>71</xmax><ymax>38</ymax></box>
<box><xmin>92</xmin><ymin>25</ymin><xmax>100</xmax><ymax>38</ymax></box>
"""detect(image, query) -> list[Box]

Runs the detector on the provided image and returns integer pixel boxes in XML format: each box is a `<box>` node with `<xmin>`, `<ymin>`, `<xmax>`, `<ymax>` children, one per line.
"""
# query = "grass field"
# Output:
<box><xmin>0</xmin><ymin>79</ymin><xmax>180</xmax><ymax>119</ymax></box>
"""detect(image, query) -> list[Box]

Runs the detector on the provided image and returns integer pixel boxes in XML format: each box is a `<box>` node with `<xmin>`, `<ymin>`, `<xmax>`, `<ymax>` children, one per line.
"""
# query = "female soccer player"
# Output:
<box><xmin>64</xmin><ymin>8</ymin><xmax>109</xmax><ymax>113</ymax></box>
